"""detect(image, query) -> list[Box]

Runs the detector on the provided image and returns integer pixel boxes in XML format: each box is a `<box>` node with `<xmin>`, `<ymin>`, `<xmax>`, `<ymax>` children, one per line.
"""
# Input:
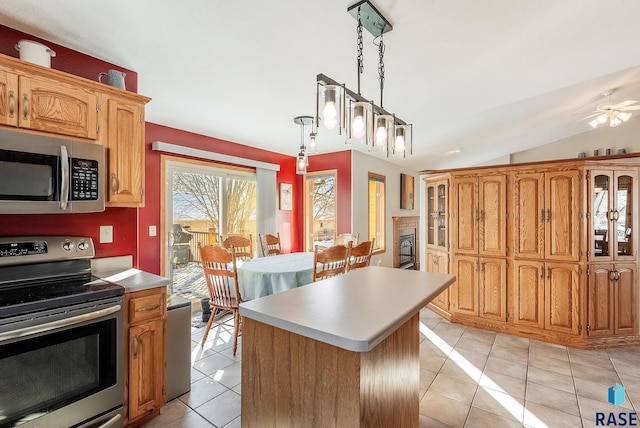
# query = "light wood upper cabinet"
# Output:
<box><xmin>588</xmin><ymin>169</ymin><xmax>637</xmax><ymax>262</ymax></box>
<box><xmin>452</xmin><ymin>174</ymin><xmax>506</xmax><ymax>257</ymax></box>
<box><xmin>426</xmin><ymin>179</ymin><xmax>449</xmax><ymax>251</ymax></box>
<box><xmin>0</xmin><ymin>70</ymin><xmax>18</xmax><ymax>127</ymax></box>
<box><xmin>452</xmin><ymin>176</ymin><xmax>478</xmax><ymax>254</ymax></box>
<box><xmin>479</xmin><ymin>176</ymin><xmax>507</xmax><ymax>257</ymax></box>
<box><xmin>0</xmin><ymin>66</ymin><xmax>97</xmax><ymax>139</ymax></box>
<box><xmin>104</xmin><ymin>96</ymin><xmax>146</xmax><ymax>206</ymax></box>
<box><xmin>513</xmin><ymin>170</ymin><xmax>580</xmax><ymax>261</ymax></box>
<box><xmin>513</xmin><ymin>173</ymin><xmax>545</xmax><ymax>259</ymax></box>
<box><xmin>545</xmin><ymin>170</ymin><xmax>580</xmax><ymax>261</ymax></box>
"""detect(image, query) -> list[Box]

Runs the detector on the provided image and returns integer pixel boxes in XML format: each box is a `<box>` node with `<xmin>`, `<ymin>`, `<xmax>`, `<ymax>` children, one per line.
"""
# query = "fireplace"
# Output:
<box><xmin>398</xmin><ymin>229</ymin><xmax>416</xmax><ymax>269</ymax></box>
<box><xmin>393</xmin><ymin>216</ymin><xmax>420</xmax><ymax>270</ymax></box>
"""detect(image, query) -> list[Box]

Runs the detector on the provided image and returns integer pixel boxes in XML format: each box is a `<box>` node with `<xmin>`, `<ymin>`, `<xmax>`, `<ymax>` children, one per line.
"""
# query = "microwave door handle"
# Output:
<box><xmin>59</xmin><ymin>145</ymin><xmax>70</xmax><ymax>211</ymax></box>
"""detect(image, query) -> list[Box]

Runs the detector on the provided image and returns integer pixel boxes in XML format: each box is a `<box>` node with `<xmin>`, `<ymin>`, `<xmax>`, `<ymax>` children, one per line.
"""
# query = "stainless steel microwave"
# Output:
<box><xmin>0</xmin><ymin>129</ymin><xmax>105</xmax><ymax>214</ymax></box>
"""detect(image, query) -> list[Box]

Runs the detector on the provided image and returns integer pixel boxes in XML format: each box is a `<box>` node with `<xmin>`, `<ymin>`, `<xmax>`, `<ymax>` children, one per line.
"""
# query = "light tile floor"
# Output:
<box><xmin>143</xmin><ymin>309</ymin><xmax>640</xmax><ymax>428</ymax></box>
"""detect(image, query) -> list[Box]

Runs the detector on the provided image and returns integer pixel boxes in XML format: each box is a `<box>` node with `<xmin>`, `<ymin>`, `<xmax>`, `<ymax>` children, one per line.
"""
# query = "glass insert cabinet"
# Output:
<box><xmin>426</xmin><ymin>178</ymin><xmax>448</xmax><ymax>250</ymax></box>
<box><xmin>589</xmin><ymin>169</ymin><xmax>637</xmax><ymax>261</ymax></box>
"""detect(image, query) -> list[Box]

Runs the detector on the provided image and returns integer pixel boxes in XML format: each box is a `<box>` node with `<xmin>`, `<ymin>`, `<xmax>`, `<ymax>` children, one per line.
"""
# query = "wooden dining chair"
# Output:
<box><xmin>313</xmin><ymin>242</ymin><xmax>352</xmax><ymax>282</ymax></box>
<box><xmin>198</xmin><ymin>243</ymin><xmax>243</xmax><ymax>355</ymax></box>
<box><xmin>347</xmin><ymin>239</ymin><xmax>375</xmax><ymax>272</ymax></box>
<box><xmin>334</xmin><ymin>232</ymin><xmax>359</xmax><ymax>246</ymax></box>
<box><xmin>259</xmin><ymin>233</ymin><xmax>282</xmax><ymax>257</ymax></box>
<box><xmin>220</xmin><ymin>234</ymin><xmax>253</xmax><ymax>260</ymax></box>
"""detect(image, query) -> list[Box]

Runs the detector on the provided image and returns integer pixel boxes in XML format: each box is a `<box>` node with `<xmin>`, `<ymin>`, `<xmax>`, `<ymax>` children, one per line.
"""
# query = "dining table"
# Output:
<box><xmin>237</xmin><ymin>252</ymin><xmax>314</xmax><ymax>300</ymax></box>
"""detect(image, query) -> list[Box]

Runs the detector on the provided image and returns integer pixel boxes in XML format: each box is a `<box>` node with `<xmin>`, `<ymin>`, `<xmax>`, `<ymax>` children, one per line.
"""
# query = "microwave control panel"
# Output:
<box><xmin>71</xmin><ymin>158</ymin><xmax>99</xmax><ymax>200</ymax></box>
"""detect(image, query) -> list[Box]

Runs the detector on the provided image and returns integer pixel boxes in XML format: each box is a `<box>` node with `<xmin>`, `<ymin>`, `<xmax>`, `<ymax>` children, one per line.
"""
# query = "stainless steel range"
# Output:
<box><xmin>0</xmin><ymin>236</ymin><xmax>124</xmax><ymax>428</ymax></box>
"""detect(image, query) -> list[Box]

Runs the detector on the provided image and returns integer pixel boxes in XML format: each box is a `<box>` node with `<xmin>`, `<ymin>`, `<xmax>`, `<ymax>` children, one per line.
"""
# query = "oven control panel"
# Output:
<box><xmin>0</xmin><ymin>236</ymin><xmax>95</xmax><ymax>265</ymax></box>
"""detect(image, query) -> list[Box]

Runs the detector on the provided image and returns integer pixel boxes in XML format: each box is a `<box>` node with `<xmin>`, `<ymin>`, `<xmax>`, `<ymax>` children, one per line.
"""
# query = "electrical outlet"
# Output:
<box><xmin>149</xmin><ymin>225</ymin><xmax>157</xmax><ymax>237</ymax></box>
<box><xmin>99</xmin><ymin>225</ymin><xmax>113</xmax><ymax>243</ymax></box>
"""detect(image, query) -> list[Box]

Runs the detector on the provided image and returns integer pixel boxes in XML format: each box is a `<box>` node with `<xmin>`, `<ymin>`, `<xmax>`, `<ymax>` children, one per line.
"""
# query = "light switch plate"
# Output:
<box><xmin>100</xmin><ymin>225</ymin><xmax>113</xmax><ymax>243</ymax></box>
<box><xmin>149</xmin><ymin>225</ymin><xmax>157</xmax><ymax>237</ymax></box>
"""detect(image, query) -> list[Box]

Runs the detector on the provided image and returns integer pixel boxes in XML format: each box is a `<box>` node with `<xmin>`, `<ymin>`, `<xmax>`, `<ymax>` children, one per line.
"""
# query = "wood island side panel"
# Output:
<box><xmin>241</xmin><ymin>313</ymin><xmax>420</xmax><ymax>427</ymax></box>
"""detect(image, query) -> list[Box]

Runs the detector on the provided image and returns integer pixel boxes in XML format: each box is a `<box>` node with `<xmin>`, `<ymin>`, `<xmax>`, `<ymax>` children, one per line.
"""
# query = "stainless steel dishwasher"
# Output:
<box><xmin>165</xmin><ymin>295</ymin><xmax>192</xmax><ymax>401</ymax></box>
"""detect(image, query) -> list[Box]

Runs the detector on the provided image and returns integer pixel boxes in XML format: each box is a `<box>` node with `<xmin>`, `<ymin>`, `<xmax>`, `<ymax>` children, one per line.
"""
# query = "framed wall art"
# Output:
<box><xmin>400</xmin><ymin>173</ymin><xmax>414</xmax><ymax>210</ymax></box>
<box><xmin>280</xmin><ymin>183</ymin><xmax>293</xmax><ymax>210</ymax></box>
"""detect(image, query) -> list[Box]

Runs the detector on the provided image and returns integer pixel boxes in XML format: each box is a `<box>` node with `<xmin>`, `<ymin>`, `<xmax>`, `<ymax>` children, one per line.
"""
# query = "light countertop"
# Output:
<box><xmin>239</xmin><ymin>266</ymin><xmax>455</xmax><ymax>352</ymax></box>
<box><xmin>92</xmin><ymin>256</ymin><xmax>170</xmax><ymax>293</ymax></box>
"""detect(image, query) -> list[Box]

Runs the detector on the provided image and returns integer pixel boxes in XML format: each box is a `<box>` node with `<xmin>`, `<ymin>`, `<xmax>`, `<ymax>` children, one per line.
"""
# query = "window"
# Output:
<box><xmin>304</xmin><ymin>172</ymin><xmax>337</xmax><ymax>251</ymax></box>
<box><xmin>368</xmin><ymin>173</ymin><xmax>386</xmax><ymax>253</ymax></box>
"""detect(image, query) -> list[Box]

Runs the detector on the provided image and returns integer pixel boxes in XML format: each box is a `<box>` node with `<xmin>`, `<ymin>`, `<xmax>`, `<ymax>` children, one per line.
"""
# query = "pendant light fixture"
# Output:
<box><xmin>294</xmin><ymin>115</ymin><xmax>314</xmax><ymax>175</ymax></box>
<box><xmin>314</xmin><ymin>0</ymin><xmax>412</xmax><ymax>157</ymax></box>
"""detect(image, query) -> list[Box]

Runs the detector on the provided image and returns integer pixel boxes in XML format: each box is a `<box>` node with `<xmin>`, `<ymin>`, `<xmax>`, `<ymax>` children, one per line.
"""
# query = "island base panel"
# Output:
<box><xmin>241</xmin><ymin>314</ymin><xmax>420</xmax><ymax>427</ymax></box>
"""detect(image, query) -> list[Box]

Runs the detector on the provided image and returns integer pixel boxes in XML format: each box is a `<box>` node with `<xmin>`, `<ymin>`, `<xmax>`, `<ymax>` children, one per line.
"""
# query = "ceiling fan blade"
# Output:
<box><xmin>578</xmin><ymin>112</ymin><xmax>600</xmax><ymax>120</ymax></box>
<box><xmin>613</xmin><ymin>100</ymin><xmax>639</xmax><ymax>109</ymax></box>
<box><xmin>619</xmin><ymin>105</ymin><xmax>640</xmax><ymax>111</ymax></box>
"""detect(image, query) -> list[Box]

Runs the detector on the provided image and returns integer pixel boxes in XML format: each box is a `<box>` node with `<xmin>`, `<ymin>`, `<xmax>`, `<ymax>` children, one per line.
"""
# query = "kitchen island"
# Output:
<box><xmin>239</xmin><ymin>266</ymin><xmax>455</xmax><ymax>427</ymax></box>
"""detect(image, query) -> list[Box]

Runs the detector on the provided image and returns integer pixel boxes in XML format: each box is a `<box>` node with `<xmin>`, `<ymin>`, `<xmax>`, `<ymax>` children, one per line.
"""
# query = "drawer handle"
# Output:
<box><xmin>133</xmin><ymin>336</ymin><xmax>138</xmax><ymax>359</ymax></box>
<box><xmin>135</xmin><ymin>304</ymin><xmax>160</xmax><ymax>313</ymax></box>
<box><xmin>22</xmin><ymin>93</ymin><xmax>29</xmax><ymax>120</ymax></box>
<box><xmin>8</xmin><ymin>90</ymin><xmax>15</xmax><ymax>118</ymax></box>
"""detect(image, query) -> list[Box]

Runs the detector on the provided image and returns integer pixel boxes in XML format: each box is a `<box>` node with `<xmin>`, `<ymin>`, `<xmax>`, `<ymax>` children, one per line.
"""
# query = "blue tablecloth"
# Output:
<box><xmin>237</xmin><ymin>252</ymin><xmax>314</xmax><ymax>300</ymax></box>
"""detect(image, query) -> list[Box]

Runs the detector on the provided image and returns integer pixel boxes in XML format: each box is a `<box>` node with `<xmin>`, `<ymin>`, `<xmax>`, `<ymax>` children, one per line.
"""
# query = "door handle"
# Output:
<box><xmin>546</xmin><ymin>209</ymin><xmax>551</xmax><ymax>223</ymax></box>
<box><xmin>22</xmin><ymin>93</ymin><xmax>29</xmax><ymax>120</ymax></box>
<box><xmin>540</xmin><ymin>209</ymin><xmax>545</xmax><ymax>222</ymax></box>
<box><xmin>133</xmin><ymin>335</ymin><xmax>139</xmax><ymax>359</ymax></box>
<box><xmin>59</xmin><ymin>146</ymin><xmax>69</xmax><ymax>211</ymax></box>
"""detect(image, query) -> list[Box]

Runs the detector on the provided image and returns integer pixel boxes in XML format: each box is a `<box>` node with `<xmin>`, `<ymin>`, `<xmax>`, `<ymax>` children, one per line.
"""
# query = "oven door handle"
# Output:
<box><xmin>0</xmin><ymin>304</ymin><xmax>121</xmax><ymax>343</ymax></box>
<box><xmin>95</xmin><ymin>413</ymin><xmax>122</xmax><ymax>428</ymax></box>
<box><xmin>60</xmin><ymin>145</ymin><xmax>70</xmax><ymax>211</ymax></box>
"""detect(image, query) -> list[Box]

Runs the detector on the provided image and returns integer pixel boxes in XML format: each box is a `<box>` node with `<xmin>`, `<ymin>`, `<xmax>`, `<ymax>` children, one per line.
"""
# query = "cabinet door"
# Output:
<box><xmin>436</xmin><ymin>181</ymin><xmax>449</xmax><ymax>250</ymax></box>
<box><xmin>614</xmin><ymin>263</ymin><xmax>637</xmax><ymax>335</ymax></box>
<box><xmin>587</xmin><ymin>264</ymin><xmax>614</xmax><ymax>337</ymax></box>
<box><xmin>106</xmin><ymin>98</ymin><xmax>145</xmax><ymax>206</ymax></box>
<box><xmin>512</xmin><ymin>260</ymin><xmax>545</xmax><ymax>329</ymax></box>
<box><xmin>128</xmin><ymin>319</ymin><xmax>165</xmax><ymax>421</ymax></box>
<box><xmin>589</xmin><ymin>171</ymin><xmax>613</xmax><ymax>261</ymax></box>
<box><xmin>0</xmin><ymin>69</ymin><xmax>18</xmax><ymax>127</ymax></box>
<box><xmin>544</xmin><ymin>262</ymin><xmax>580</xmax><ymax>335</ymax></box>
<box><xmin>21</xmin><ymin>74</ymin><xmax>97</xmax><ymax>139</ymax></box>
<box><xmin>513</xmin><ymin>173</ymin><xmax>544</xmax><ymax>259</ymax></box>
<box><xmin>478</xmin><ymin>257</ymin><xmax>507</xmax><ymax>322</ymax></box>
<box><xmin>545</xmin><ymin>171</ymin><xmax>580</xmax><ymax>261</ymax></box>
<box><xmin>452</xmin><ymin>176</ymin><xmax>477</xmax><ymax>254</ymax></box>
<box><xmin>613</xmin><ymin>171</ymin><xmax>637</xmax><ymax>261</ymax></box>
<box><xmin>451</xmin><ymin>255</ymin><xmax>478</xmax><ymax>316</ymax></box>
<box><xmin>426</xmin><ymin>183</ymin><xmax>436</xmax><ymax>247</ymax></box>
<box><xmin>478</xmin><ymin>175</ymin><xmax>507</xmax><ymax>257</ymax></box>
<box><xmin>427</xmin><ymin>249</ymin><xmax>449</xmax><ymax>310</ymax></box>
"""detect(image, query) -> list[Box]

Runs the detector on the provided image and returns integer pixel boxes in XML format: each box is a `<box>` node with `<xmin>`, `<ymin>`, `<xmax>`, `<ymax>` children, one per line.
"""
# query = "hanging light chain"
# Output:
<box><xmin>356</xmin><ymin>8</ymin><xmax>364</xmax><ymax>95</ymax></box>
<box><xmin>377</xmin><ymin>35</ymin><xmax>385</xmax><ymax>108</ymax></box>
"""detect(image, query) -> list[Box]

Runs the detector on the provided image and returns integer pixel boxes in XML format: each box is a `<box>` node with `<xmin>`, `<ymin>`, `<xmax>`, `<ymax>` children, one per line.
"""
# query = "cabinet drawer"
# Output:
<box><xmin>128</xmin><ymin>291</ymin><xmax>165</xmax><ymax>324</ymax></box>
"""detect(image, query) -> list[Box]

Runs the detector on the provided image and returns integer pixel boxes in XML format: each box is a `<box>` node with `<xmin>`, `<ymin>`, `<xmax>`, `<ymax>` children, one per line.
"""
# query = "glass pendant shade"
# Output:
<box><xmin>308</xmin><ymin>132</ymin><xmax>317</xmax><ymax>152</ymax></box>
<box><xmin>296</xmin><ymin>149</ymin><xmax>307</xmax><ymax>174</ymax></box>
<box><xmin>391</xmin><ymin>124</ymin><xmax>412</xmax><ymax>157</ymax></box>
<box><xmin>347</xmin><ymin>101</ymin><xmax>373</xmax><ymax>147</ymax></box>
<box><xmin>317</xmin><ymin>84</ymin><xmax>344</xmax><ymax>132</ymax></box>
<box><xmin>374</xmin><ymin>114</ymin><xmax>394</xmax><ymax>150</ymax></box>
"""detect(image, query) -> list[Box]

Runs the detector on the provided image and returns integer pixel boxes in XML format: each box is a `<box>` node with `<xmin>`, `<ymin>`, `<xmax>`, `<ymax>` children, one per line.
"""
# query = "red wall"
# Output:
<box><xmin>0</xmin><ymin>25</ymin><xmax>138</xmax><ymax>92</ymax></box>
<box><xmin>138</xmin><ymin>123</ymin><xmax>300</xmax><ymax>274</ymax></box>
<box><xmin>0</xmin><ymin>25</ymin><xmax>354</xmax><ymax>275</ymax></box>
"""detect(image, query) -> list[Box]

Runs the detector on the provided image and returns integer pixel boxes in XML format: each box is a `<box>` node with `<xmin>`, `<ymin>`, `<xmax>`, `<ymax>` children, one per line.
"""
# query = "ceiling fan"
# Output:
<box><xmin>582</xmin><ymin>91</ymin><xmax>640</xmax><ymax>128</ymax></box>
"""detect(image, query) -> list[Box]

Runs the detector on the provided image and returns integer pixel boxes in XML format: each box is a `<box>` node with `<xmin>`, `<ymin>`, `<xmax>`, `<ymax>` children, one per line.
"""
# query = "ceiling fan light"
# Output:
<box><xmin>588</xmin><ymin>119</ymin><xmax>599</xmax><ymax>128</ymax></box>
<box><xmin>619</xmin><ymin>111</ymin><xmax>632</xmax><ymax>122</ymax></box>
<box><xmin>596</xmin><ymin>114</ymin><xmax>608</xmax><ymax>124</ymax></box>
<box><xmin>609</xmin><ymin>117</ymin><xmax>622</xmax><ymax>127</ymax></box>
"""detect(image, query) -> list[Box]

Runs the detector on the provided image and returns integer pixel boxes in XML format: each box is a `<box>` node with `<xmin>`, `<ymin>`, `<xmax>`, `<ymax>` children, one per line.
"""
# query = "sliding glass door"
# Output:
<box><xmin>163</xmin><ymin>158</ymin><xmax>256</xmax><ymax>298</ymax></box>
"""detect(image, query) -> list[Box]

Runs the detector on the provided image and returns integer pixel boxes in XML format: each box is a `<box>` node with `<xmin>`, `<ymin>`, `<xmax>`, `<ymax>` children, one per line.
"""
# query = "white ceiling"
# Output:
<box><xmin>2</xmin><ymin>0</ymin><xmax>640</xmax><ymax>171</ymax></box>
